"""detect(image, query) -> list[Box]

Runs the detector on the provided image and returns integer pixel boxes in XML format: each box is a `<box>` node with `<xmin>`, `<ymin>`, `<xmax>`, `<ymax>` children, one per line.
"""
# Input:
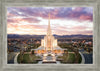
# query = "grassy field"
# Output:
<box><xmin>78</xmin><ymin>53</ymin><xmax>82</xmax><ymax>63</ymax></box>
<box><xmin>17</xmin><ymin>52</ymin><xmax>82</xmax><ymax>64</ymax></box>
<box><xmin>66</xmin><ymin>53</ymin><xmax>75</xmax><ymax>63</ymax></box>
<box><xmin>17</xmin><ymin>54</ymin><xmax>41</xmax><ymax>64</ymax></box>
<box><xmin>57</xmin><ymin>53</ymin><xmax>77</xmax><ymax>64</ymax></box>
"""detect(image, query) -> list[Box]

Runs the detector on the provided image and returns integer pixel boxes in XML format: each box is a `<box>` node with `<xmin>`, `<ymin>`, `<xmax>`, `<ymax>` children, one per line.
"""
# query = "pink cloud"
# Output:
<box><xmin>79</xmin><ymin>15</ymin><xmax>92</xmax><ymax>21</ymax></box>
<box><xmin>7</xmin><ymin>7</ymin><xmax>93</xmax><ymax>35</ymax></box>
<box><xmin>7</xmin><ymin>17</ymin><xmax>40</xmax><ymax>24</ymax></box>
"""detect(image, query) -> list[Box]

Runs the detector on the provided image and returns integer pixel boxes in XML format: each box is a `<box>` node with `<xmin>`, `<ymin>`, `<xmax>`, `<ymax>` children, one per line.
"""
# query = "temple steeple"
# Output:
<box><xmin>47</xmin><ymin>13</ymin><xmax>52</xmax><ymax>36</ymax></box>
<box><xmin>34</xmin><ymin>12</ymin><xmax>64</xmax><ymax>59</ymax></box>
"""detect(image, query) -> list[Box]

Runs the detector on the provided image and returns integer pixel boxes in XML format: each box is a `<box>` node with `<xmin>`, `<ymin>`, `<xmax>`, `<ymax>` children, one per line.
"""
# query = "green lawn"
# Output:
<box><xmin>57</xmin><ymin>53</ymin><xmax>75</xmax><ymax>64</ymax></box>
<box><xmin>57</xmin><ymin>52</ymin><xmax>82</xmax><ymax>64</ymax></box>
<box><xmin>17</xmin><ymin>54</ymin><xmax>41</xmax><ymax>64</ymax></box>
<box><xmin>78</xmin><ymin>53</ymin><xmax>82</xmax><ymax>63</ymax></box>
<box><xmin>67</xmin><ymin>48</ymin><xmax>73</xmax><ymax>52</ymax></box>
<box><xmin>66</xmin><ymin>53</ymin><xmax>75</xmax><ymax>63</ymax></box>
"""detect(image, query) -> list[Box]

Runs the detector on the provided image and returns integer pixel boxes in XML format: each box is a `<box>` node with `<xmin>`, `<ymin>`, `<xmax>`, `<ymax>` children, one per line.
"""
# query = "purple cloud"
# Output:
<box><xmin>7</xmin><ymin>7</ymin><xmax>93</xmax><ymax>22</ymax></box>
<box><xmin>7</xmin><ymin>7</ymin><xmax>93</xmax><ymax>35</ymax></box>
<box><xmin>7</xmin><ymin>17</ymin><xmax>40</xmax><ymax>24</ymax></box>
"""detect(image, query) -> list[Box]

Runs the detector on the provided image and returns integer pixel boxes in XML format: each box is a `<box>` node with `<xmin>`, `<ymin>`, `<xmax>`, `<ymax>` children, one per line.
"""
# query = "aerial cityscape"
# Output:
<box><xmin>7</xmin><ymin>7</ymin><xmax>93</xmax><ymax>64</ymax></box>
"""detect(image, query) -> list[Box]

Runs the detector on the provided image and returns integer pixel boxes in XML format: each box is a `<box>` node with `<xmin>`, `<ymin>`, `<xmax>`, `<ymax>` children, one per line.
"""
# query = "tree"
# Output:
<box><xmin>19</xmin><ymin>49</ymin><xmax>24</xmax><ymax>63</ymax></box>
<box><xmin>31</xmin><ymin>50</ymin><xmax>34</xmax><ymax>54</ymax></box>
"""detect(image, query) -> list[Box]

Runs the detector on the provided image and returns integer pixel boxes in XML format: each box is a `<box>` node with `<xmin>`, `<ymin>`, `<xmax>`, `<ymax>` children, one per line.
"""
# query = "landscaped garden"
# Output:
<box><xmin>66</xmin><ymin>53</ymin><xmax>75</xmax><ymax>63</ymax></box>
<box><xmin>17</xmin><ymin>42</ymin><xmax>82</xmax><ymax>64</ymax></box>
<box><xmin>17</xmin><ymin>53</ymin><xmax>41</xmax><ymax>64</ymax></box>
<box><xmin>57</xmin><ymin>52</ymin><xmax>82</xmax><ymax>64</ymax></box>
<box><xmin>57</xmin><ymin>53</ymin><xmax>75</xmax><ymax>63</ymax></box>
<box><xmin>58</xmin><ymin>43</ymin><xmax>82</xmax><ymax>64</ymax></box>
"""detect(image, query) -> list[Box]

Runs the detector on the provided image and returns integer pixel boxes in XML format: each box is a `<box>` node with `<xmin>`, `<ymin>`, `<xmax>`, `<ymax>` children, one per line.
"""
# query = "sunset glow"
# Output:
<box><xmin>7</xmin><ymin>7</ymin><xmax>93</xmax><ymax>35</ymax></box>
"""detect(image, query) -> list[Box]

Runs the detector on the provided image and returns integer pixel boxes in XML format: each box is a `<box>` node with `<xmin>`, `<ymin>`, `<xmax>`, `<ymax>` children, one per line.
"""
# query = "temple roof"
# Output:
<box><xmin>53</xmin><ymin>46</ymin><xmax>64</xmax><ymax>50</ymax></box>
<box><xmin>32</xmin><ymin>46</ymin><xmax>45</xmax><ymax>50</ymax></box>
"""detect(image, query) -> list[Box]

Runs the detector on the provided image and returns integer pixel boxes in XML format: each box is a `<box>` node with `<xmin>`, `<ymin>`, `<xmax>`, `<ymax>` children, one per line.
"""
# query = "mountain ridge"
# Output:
<box><xmin>7</xmin><ymin>34</ymin><xmax>93</xmax><ymax>38</ymax></box>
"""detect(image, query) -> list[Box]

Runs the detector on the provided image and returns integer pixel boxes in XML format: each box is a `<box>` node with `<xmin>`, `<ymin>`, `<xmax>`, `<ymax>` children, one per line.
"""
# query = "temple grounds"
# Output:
<box><xmin>17</xmin><ymin>50</ymin><xmax>82</xmax><ymax>64</ymax></box>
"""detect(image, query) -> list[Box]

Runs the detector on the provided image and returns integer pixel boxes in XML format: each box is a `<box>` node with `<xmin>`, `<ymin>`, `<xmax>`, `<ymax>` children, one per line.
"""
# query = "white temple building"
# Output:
<box><xmin>34</xmin><ymin>14</ymin><xmax>64</xmax><ymax>56</ymax></box>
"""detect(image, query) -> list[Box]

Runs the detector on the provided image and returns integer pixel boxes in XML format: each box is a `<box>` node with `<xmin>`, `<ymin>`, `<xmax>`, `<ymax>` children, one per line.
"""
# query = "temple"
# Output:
<box><xmin>33</xmin><ymin>13</ymin><xmax>64</xmax><ymax>56</ymax></box>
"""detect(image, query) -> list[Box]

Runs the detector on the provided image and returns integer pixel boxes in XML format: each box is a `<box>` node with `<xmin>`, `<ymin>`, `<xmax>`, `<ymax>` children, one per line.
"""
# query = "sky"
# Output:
<box><xmin>7</xmin><ymin>7</ymin><xmax>93</xmax><ymax>35</ymax></box>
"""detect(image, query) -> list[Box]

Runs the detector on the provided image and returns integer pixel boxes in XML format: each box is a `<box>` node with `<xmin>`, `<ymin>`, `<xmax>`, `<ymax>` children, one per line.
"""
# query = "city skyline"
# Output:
<box><xmin>7</xmin><ymin>7</ymin><xmax>93</xmax><ymax>35</ymax></box>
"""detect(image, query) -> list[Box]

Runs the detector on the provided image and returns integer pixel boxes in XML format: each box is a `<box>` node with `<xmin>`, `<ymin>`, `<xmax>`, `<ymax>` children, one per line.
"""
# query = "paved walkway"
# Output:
<box><xmin>14</xmin><ymin>52</ymin><xmax>20</xmax><ymax>64</ymax></box>
<box><xmin>24</xmin><ymin>52</ymin><xmax>31</xmax><ymax>54</ymax></box>
<box><xmin>79</xmin><ymin>52</ymin><xmax>85</xmax><ymax>64</ymax></box>
<box><xmin>8</xmin><ymin>52</ymin><xmax>18</xmax><ymax>64</ymax></box>
<box><xmin>68</xmin><ymin>52</ymin><xmax>74</xmax><ymax>53</ymax></box>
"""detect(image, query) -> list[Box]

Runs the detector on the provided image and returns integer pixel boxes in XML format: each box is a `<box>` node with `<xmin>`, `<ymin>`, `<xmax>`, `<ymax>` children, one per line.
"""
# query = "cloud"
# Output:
<box><xmin>7</xmin><ymin>7</ymin><xmax>93</xmax><ymax>22</ymax></box>
<box><xmin>21</xmin><ymin>18</ymin><xmax>40</xmax><ymax>23</ymax></box>
<box><xmin>7</xmin><ymin>7</ymin><xmax>93</xmax><ymax>35</ymax></box>
<box><xmin>7</xmin><ymin>17</ymin><xmax>40</xmax><ymax>24</ymax></box>
<box><xmin>7</xmin><ymin>23</ymin><xmax>48</xmax><ymax>35</ymax></box>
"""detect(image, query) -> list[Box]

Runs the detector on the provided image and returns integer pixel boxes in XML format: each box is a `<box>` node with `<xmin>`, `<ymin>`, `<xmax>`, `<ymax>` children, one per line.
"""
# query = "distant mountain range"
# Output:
<box><xmin>7</xmin><ymin>34</ymin><xmax>93</xmax><ymax>39</ymax></box>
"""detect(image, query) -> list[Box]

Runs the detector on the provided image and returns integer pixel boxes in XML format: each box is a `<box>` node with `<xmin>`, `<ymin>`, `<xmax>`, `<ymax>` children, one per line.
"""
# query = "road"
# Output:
<box><xmin>79</xmin><ymin>48</ymin><xmax>93</xmax><ymax>64</ymax></box>
<box><xmin>83</xmin><ymin>53</ymin><xmax>93</xmax><ymax>64</ymax></box>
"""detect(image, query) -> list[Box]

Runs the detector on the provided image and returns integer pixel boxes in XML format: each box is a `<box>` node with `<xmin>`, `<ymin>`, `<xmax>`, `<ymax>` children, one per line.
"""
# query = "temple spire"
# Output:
<box><xmin>47</xmin><ymin>13</ymin><xmax>52</xmax><ymax>36</ymax></box>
